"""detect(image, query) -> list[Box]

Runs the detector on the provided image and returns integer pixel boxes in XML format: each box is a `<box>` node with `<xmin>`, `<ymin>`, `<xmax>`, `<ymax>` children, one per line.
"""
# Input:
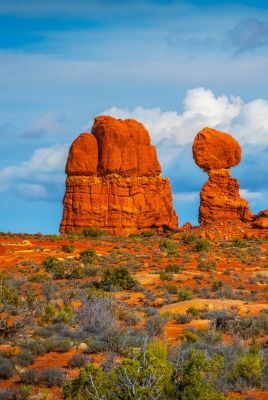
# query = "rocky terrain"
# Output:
<box><xmin>0</xmin><ymin>229</ymin><xmax>268</xmax><ymax>399</ymax></box>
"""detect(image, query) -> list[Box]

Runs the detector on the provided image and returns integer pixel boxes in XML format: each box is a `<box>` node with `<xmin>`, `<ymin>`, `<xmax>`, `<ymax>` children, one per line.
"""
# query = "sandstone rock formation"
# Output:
<box><xmin>60</xmin><ymin>116</ymin><xmax>178</xmax><ymax>235</ymax></box>
<box><xmin>252</xmin><ymin>210</ymin><xmax>268</xmax><ymax>229</ymax></box>
<box><xmin>192</xmin><ymin>127</ymin><xmax>253</xmax><ymax>225</ymax></box>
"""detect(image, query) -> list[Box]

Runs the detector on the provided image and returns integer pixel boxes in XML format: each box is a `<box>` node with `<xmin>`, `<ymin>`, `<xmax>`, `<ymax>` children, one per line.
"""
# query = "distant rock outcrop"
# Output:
<box><xmin>60</xmin><ymin>116</ymin><xmax>178</xmax><ymax>235</ymax></box>
<box><xmin>192</xmin><ymin>127</ymin><xmax>253</xmax><ymax>225</ymax></box>
<box><xmin>252</xmin><ymin>210</ymin><xmax>268</xmax><ymax>229</ymax></box>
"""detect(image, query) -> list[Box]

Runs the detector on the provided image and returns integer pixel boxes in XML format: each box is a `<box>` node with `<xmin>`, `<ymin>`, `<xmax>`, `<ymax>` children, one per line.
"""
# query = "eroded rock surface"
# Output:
<box><xmin>252</xmin><ymin>210</ymin><xmax>268</xmax><ymax>229</ymax></box>
<box><xmin>60</xmin><ymin>116</ymin><xmax>178</xmax><ymax>234</ymax></box>
<box><xmin>193</xmin><ymin>127</ymin><xmax>253</xmax><ymax>225</ymax></box>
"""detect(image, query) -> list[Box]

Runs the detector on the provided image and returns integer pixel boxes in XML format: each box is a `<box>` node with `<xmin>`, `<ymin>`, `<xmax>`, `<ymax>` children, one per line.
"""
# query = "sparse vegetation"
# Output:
<box><xmin>0</xmin><ymin>231</ymin><xmax>268</xmax><ymax>399</ymax></box>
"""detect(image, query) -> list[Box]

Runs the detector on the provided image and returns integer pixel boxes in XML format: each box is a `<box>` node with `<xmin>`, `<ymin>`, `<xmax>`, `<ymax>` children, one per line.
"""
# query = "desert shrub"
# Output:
<box><xmin>164</xmin><ymin>284</ymin><xmax>179</xmax><ymax>294</ymax></box>
<box><xmin>187</xmin><ymin>307</ymin><xmax>200</xmax><ymax>317</ymax></box>
<box><xmin>217</xmin><ymin>284</ymin><xmax>234</xmax><ymax>299</ymax></box>
<box><xmin>61</xmin><ymin>244</ymin><xmax>75</xmax><ymax>253</ymax></box>
<box><xmin>141</xmin><ymin>230</ymin><xmax>154</xmax><ymax>237</ymax></box>
<box><xmin>83</xmin><ymin>266</ymin><xmax>99</xmax><ymax>277</ymax></box>
<box><xmin>41</xmin><ymin>303</ymin><xmax>57</xmax><ymax>323</ymax></box>
<box><xmin>0</xmin><ymin>387</ymin><xmax>28</xmax><ymax>400</ymax></box>
<box><xmin>128</xmin><ymin>233</ymin><xmax>141</xmax><ymax>239</ymax></box>
<box><xmin>178</xmin><ymin>288</ymin><xmax>193</xmax><ymax>301</ymax></box>
<box><xmin>181</xmin><ymin>330</ymin><xmax>199</xmax><ymax>343</ymax></box>
<box><xmin>145</xmin><ymin>315</ymin><xmax>167</xmax><ymax>336</ymax></box>
<box><xmin>44</xmin><ymin>337</ymin><xmax>72</xmax><ymax>353</ymax></box>
<box><xmin>67</xmin><ymin>353</ymin><xmax>87</xmax><ymax>368</ymax></box>
<box><xmin>0</xmin><ymin>273</ymin><xmax>20</xmax><ymax>308</ymax></box>
<box><xmin>182</xmin><ymin>234</ymin><xmax>198</xmax><ymax>245</ymax></box>
<box><xmin>81</xmin><ymin>227</ymin><xmax>107</xmax><ymax>239</ymax></box>
<box><xmin>0</xmin><ymin>357</ymin><xmax>15</xmax><ymax>379</ymax></box>
<box><xmin>159</xmin><ymin>240</ymin><xmax>178</xmax><ymax>254</ymax></box>
<box><xmin>194</xmin><ymin>239</ymin><xmax>210</xmax><ymax>252</ymax></box>
<box><xmin>41</xmin><ymin>281</ymin><xmax>57</xmax><ymax>303</ymax></box>
<box><xmin>28</xmin><ymin>273</ymin><xmax>48</xmax><ymax>282</ymax></box>
<box><xmin>79</xmin><ymin>248</ymin><xmax>97</xmax><ymax>265</ymax></box>
<box><xmin>233</xmin><ymin>238</ymin><xmax>247</xmax><ymax>248</ymax></box>
<box><xmin>56</xmin><ymin>305</ymin><xmax>73</xmax><ymax>323</ymax></box>
<box><xmin>175</xmin><ymin>313</ymin><xmax>193</xmax><ymax>324</ymax></box>
<box><xmin>212</xmin><ymin>279</ymin><xmax>224</xmax><ymax>291</ymax></box>
<box><xmin>42</xmin><ymin>256</ymin><xmax>62</xmax><ymax>272</ymax></box>
<box><xmin>40</xmin><ymin>367</ymin><xmax>66</xmax><ymax>387</ymax></box>
<box><xmin>63</xmin><ymin>345</ymin><xmax>175</xmax><ymax>399</ymax></box>
<box><xmin>193</xmin><ymin>274</ymin><xmax>204</xmax><ymax>281</ymax></box>
<box><xmin>42</xmin><ymin>256</ymin><xmax>65</xmax><ymax>279</ymax></box>
<box><xmin>100</xmin><ymin>266</ymin><xmax>137</xmax><ymax>291</ymax></box>
<box><xmin>177</xmin><ymin>350</ymin><xmax>225</xmax><ymax>400</ymax></box>
<box><xmin>159</xmin><ymin>271</ymin><xmax>173</xmax><ymax>281</ymax></box>
<box><xmin>23</xmin><ymin>340</ymin><xmax>47</xmax><ymax>356</ymax></box>
<box><xmin>165</xmin><ymin>264</ymin><xmax>181</xmax><ymax>273</ymax></box>
<box><xmin>15</xmin><ymin>349</ymin><xmax>36</xmax><ymax>367</ymax></box>
<box><xmin>20</xmin><ymin>368</ymin><xmax>40</xmax><ymax>384</ymax></box>
<box><xmin>197</xmin><ymin>256</ymin><xmax>216</xmax><ymax>271</ymax></box>
<box><xmin>229</xmin><ymin>338</ymin><xmax>264</xmax><ymax>388</ymax></box>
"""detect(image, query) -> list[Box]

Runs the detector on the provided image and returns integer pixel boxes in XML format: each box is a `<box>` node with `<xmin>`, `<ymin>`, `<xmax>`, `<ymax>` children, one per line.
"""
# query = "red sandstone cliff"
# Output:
<box><xmin>60</xmin><ymin>116</ymin><xmax>178</xmax><ymax>234</ymax></box>
<box><xmin>192</xmin><ymin>127</ymin><xmax>253</xmax><ymax>225</ymax></box>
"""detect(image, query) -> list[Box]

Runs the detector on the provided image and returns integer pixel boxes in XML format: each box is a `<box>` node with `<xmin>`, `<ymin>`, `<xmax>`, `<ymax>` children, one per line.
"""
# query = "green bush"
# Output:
<box><xmin>159</xmin><ymin>240</ymin><xmax>178</xmax><ymax>254</ymax></box>
<box><xmin>79</xmin><ymin>248</ymin><xmax>97</xmax><ymax>265</ymax></box>
<box><xmin>181</xmin><ymin>330</ymin><xmax>199</xmax><ymax>343</ymax></box>
<box><xmin>42</xmin><ymin>256</ymin><xmax>62</xmax><ymax>272</ymax></box>
<box><xmin>182</xmin><ymin>234</ymin><xmax>198</xmax><ymax>245</ymax></box>
<box><xmin>233</xmin><ymin>238</ymin><xmax>247</xmax><ymax>248</ymax></box>
<box><xmin>100</xmin><ymin>266</ymin><xmax>137</xmax><ymax>291</ymax></box>
<box><xmin>28</xmin><ymin>273</ymin><xmax>48</xmax><ymax>282</ymax></box>
<box><xmin>175</xmin><ymin>313</ymin><xmax>193</xmax><ymax>324</ymax></box>
<box><xmin>61</xmin><ymin>244</ymin><xmax>75</xmax><ymax>253</ymax></box>
<box><xmin>41</xmin><ymin>303</ymin><xmax>57</xmax><ymax>323</ymax></box>
<box><xmin>212</xmin><ymin>280</ymin><xmax>224</xmax><ymax>291</ymax></box>
<box><xmin>177</xmin><ymin>350</ymin><xmax>225</xmax><ymax>400</ymax></box>
<box><xmin>63</xmin><ymin>345</ymin><xmax>175</xmax><ymax>399</ymax></box>
<box><xmin>81</xmin><ymin>227</ymin><xmax>107</xmax><ymax>239</ymax></box>
<box><xmin>197</xmin><ymin>256</ymin><xmax>216</xmax><ymax>271</ymax></box>
<box><xmin>159</xmin><ymin>271</ymin><xmax>173</xmax><ymax>281</ymax></box>
<box><xmin>178</xmin><ymin>288</ymin><xmax>193</xmax><ymax>301</ymax></box>
<box><xmin>229</xmin><ymin>338</ymin><xmax>264</xmax><ymax>388</ymax></box>
<box><xmin>194</xmin><ymin>239</ymin><xmax>210</xmax><ymax>252</ymax></box>
<box><xmin>186</xmin><ymin>307</ymin><xmax>200</xmax><ymax>317</ymax></box>
<box><xmin>165</xmin><ymin>264</ymin><xmax>181</xmax><ymax>273</ymax></box>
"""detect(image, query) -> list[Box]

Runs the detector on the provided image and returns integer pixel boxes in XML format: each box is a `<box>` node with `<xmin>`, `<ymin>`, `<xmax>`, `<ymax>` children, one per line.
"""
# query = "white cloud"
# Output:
<box><xmin>18</xmin><ymin>184</ymin><xmax>48</xmax><ymax>200</ymax></box>
<box><xmin>173</xmin><ymin>192</ymin><xmax>199</xmax><ymax>202</ymax></box>
<box><xmin>100</xmin><ymin>86</ymin><xmax>268</xmax><ymax>150</ymax></box>
<box><xmin>0</xmin><ymin>144</ymin><xmax>69</xmax><ymax>200</ymax></box>
<box><xmin>22</xmin><ymin>112</ymin><xmax>67</xmax><ymax>139</ymax></box>
<box><xmin>239</xmin><ymin>189</ymin><xmax>264</xmax><ymax>200</ymax></box>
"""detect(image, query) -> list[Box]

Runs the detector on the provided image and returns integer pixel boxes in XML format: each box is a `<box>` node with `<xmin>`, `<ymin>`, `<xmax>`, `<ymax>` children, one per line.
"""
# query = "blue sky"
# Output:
<box><xmin>1</xmin><ymin>0</ymin><xmax>268</xmax><ymax>233</ymax></box>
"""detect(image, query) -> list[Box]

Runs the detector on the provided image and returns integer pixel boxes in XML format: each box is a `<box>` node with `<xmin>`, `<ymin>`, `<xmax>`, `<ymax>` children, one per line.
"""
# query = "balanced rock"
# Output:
<box><xmin>192</xmin><ymin>127</ymin><xmax>241</xmax><ymax>172</ymax></box>
<box><xmin>193</xmin><ymin>127</ymin><xmax>253</xmax><ymax>224</ymax></box>
<box><xmin>60</xmin><ymin>116</ymin><xmax>178</xmax><ymax>235</ymax></box>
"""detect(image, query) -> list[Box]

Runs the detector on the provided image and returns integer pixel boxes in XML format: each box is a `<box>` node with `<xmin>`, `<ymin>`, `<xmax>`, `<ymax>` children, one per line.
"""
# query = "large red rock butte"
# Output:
<box><xmin>60</xmin><ymin>116</ymin><xmax>178</xmax><ymax>235</ymax></box>
<box><xmin>192</xmin><ymin>127</ymin><xmax>253</xmax><ymax>225</ymax></box>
